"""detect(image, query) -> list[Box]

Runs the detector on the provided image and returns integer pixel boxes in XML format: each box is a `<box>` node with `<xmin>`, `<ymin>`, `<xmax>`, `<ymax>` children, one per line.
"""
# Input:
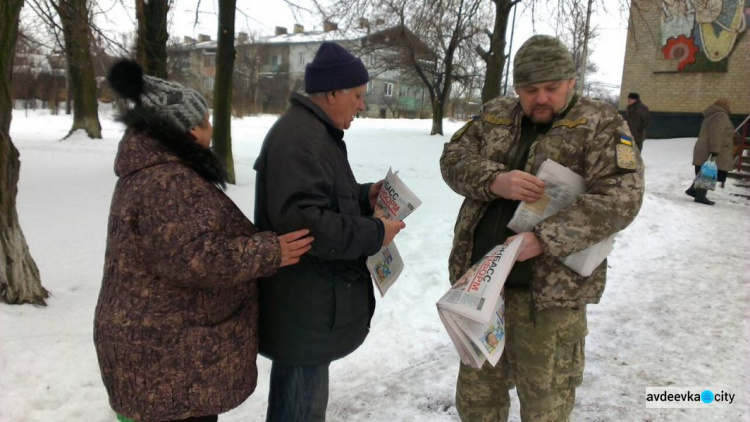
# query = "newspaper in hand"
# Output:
<box><xmin>507</xmin><ymin>159</ymin><xmax>615</xmax><ymax>277</ymax></box>
<box><xmin>368</xmin><ymin>243</ymin><xmax>403</xmax><ymax>295</ymax></box>
<box><xmin>366</xmin><ymin>167</ymin><xmax>422</xmax><ymax>296</ymax></box>
<box><xmin>439</xmin><ymin>309</ymin><xmax>487</xmax><ymax>368</ymax></box>
<box><xmin>449</xmin><ymin>295</ymin><xmax>507</xmax><ymax>368</ymax></box>
<box><xmin>371</xmin><ymin>167</ymin><xmax>421</xmax><ymax>221</ymax></box>
<box><xmin>436</xmin><ymin>237</ymin><xmax>524</xmax><ymax>368</ymax></box>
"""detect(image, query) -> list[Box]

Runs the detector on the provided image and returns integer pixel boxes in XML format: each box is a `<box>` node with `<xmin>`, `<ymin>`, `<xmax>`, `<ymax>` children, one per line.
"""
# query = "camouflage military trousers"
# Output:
<box><xmin>456</xmin><ymin>289</ymin><xmax>588</xmax><ymax>422</ymax></box>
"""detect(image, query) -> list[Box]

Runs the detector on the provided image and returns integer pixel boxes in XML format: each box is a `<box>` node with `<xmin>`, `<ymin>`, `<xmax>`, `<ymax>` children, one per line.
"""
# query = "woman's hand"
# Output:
<box><xmin>278</xmin><ymin>229</ymin><xmax>314</xmax><ymax>267</ymax></box>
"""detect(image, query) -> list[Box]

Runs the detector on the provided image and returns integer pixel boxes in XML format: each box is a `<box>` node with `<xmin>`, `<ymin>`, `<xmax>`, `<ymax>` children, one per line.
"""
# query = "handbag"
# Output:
<box><xmin>694</xmin><ymin>157</ymin><xmax>718</xmax><ymax>191</ymax></box>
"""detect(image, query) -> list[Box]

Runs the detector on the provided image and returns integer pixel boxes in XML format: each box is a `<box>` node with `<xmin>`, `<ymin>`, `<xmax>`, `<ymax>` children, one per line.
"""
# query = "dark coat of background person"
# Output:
<box><xmin>253</xmin><ymin>92</ymin><xmax>383</xmax><ymax>365</ymax></box>
<box><xmin>626</xmin><ymin>99</ymin><xmax>651</xmax><ymax>150</ymax></box>
<box><xmin>94</xmin><ymin>107</ymin><xmax>281</xmax><ymax>422</ymax></box>
<box><xmin>693</xmin><ymin>102</ymin><xmax>735</xmax><ymax>172</ymax></box>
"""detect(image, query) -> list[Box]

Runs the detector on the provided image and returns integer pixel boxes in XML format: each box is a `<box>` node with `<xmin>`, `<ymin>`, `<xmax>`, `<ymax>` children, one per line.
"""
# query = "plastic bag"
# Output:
<box><xmin>694</xmin><ymin>158</ymin><xmax>718</xmax><ymax>191</ymax></box>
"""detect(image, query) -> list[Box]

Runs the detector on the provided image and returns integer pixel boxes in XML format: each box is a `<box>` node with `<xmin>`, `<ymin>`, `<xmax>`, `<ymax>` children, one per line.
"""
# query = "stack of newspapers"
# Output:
<box><xmin>436</xmin><ymin>237</ymin><xmax>524</xmax><ymax>369</ymax></box>
<box><xmin>366</xmin><ymin>167</ymin><xmax>422</xmax><ymax>296</ymax></box>
<box><xmin>508</xmin><ymin>159</ymin><xmax>615</xmax><ymax>277</ymax></box>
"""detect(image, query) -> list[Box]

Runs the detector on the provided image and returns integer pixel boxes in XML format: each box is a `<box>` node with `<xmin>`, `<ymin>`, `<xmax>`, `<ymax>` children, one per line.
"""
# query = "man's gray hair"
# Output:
<box><xmin>307</xmin><ymin>88</ymin><xmax>350</xmax><ymax>99</ymax></box>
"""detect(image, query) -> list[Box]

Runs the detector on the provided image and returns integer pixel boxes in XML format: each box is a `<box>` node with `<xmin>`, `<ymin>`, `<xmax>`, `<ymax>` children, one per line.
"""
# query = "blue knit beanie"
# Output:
<box><xmin>305</xmin><ymin>42</ymin><xmax>370</xmax><ymax>93</ymax></box>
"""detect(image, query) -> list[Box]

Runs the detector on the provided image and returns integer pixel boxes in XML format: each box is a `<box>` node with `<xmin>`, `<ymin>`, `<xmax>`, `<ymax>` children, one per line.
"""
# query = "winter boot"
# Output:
<box><xmin>694</xmin><ymin>188</ymin><xmax>715</xmax><ymax>205</ymax></box>
<box><xmin>685</xmin><ymin>184</ymin><xmax>696</xmax><ymax>198</ymax></box>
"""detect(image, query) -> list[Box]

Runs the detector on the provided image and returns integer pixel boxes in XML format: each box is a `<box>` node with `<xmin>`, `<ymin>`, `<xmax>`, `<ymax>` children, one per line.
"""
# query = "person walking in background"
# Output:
<box><xmin>686</xmin><ymin>98</ymin><xmax>735</xmax><ymax>205</ymax></box>
<box><xmin>94</xmin><ymin>60</ymin><xmax>313</xmax><ymax>422</ymax></box>
<box><xmin>440</xmin><ymin>35</ymin><xmax>644</xmax><ymax>421</ymax></box>
<box><xmin>626</xmin><ymin>92</ymin><xmax>651</xmax><ymax>151</ymax></box>
<box><xmin>253</xmin><ymin>42</ymin><xmax>405</xmax><ymax>421</ymax></box>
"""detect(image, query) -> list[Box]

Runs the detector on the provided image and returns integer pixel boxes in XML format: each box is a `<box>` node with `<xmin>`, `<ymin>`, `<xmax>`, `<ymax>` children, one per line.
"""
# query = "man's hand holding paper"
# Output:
<box><xmin>489</xmin><ymin>170</ymin><xmax>545</xmax><ymax>202</ymax></box>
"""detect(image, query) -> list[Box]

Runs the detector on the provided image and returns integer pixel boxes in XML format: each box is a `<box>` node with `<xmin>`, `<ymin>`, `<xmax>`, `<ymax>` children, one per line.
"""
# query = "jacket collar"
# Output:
<box><xmin>114</xmin><ymin>107</ymin><xmax>227</xmax><ymax>188</ymax></box>
<box><xmin>290</xmin><ymin>92</ymin><xmax>345</xmax><ymax>141</ymax></box>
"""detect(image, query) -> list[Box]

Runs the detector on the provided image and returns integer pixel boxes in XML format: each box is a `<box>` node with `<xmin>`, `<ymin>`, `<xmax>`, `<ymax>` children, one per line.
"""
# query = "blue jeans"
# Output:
<box><xmin>266</xmin><ymin>361</ymin><xmax>330</xmax><ymax>422</ymax></box>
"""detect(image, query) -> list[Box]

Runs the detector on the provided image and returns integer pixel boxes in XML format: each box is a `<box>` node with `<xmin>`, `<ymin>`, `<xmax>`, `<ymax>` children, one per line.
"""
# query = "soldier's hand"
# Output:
<box><xmin>278</xmin><ymin>229</ymin><xmax>314</xmax><ymax>267</ymax></box>
<box><xmin>505</xmin><ymin>232</ymin><xmax>543</xmax><ymax>261</ymax></box>
<box><xmin>379</xmin><ymin>218</ymin><xmax>405</xmax><ymax>247</ymax></box>
<box><xmin>490</xmin><ymin>170</ymin><xmax>545</xmax><ymax>202</ymax></box>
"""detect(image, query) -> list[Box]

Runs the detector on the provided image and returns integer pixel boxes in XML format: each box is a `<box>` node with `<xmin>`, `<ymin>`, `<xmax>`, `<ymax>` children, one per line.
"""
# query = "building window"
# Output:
<box><xmin>203</xmin><ymin>76</ymin><xmax>215</xmax><ymax>91</ymax></box>
<box><xmin>203</xmin><ymin>55</ymin><xmax>215</xmax><ymax>67</ymax></box>
<box><xmin>384</xmin><ymin>82</ymin><xmax>393</xmax><ymax>97</ymax></box>
<box><xmin>399</xmin><ymin>84</ymin><xmax>407</xmax><ymax>97</ymax></box>
<box><xmin>271</xmin><ymin>55</ymin><xmax>281</xmax><ymax>66</ymax></box>
<box><xmin>299</xmin><ymin>52</ymin><xmax>305</xmax><ymax>65</ymax></box>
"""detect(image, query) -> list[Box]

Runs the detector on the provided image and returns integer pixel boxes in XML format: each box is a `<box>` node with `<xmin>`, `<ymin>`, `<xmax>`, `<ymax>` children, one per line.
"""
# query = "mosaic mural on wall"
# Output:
<box><xmin>660</xmin><ymin>0</ymin><xmax>749</xmax><ymax>71</ymax></box>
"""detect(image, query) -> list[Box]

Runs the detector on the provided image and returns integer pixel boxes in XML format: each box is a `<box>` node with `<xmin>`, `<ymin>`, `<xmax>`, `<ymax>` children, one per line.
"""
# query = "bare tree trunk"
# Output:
<box><xmin>212</xmin><ymin>0</ymin><xmax>236</xmax><ymax>184</ymax></box>
<box><xmin>1</xmin><ymin>0</ymin><xmax>49</xmax><ymax>305</ymax></box>
<box><xmin>430</xmin><ymin>100</ymin><xmax>444</xmax><ymax>135</ymax></box>
<box><xmin>480</xmin><ymin>0</ymin><xmax>516</xmax><ymax>103</ymax></box>
<box><xmin>577</xmin><ymin>0</ymin><xmax>594</xmax><ymax>95</ymax></box>
<box><xmin>135</xmin><ymin>0</ymin><xmax>169</xmax><ymax>79</ymax></box>
<box><xmin>57</xmin><ymin>0</ymin><xmax>102</xmax><ymax>139</ymax></box>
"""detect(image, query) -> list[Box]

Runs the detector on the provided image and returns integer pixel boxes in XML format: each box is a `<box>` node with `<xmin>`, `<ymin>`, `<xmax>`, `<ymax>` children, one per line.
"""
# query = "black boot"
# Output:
<box><xmin>685</xmin><ymin>184</ymin><xmax>696</xmax><ymax>198</ymax></box>
<box><xmin>694</xmin><ymin>188</ymin><xmax>715</xmax><ymax>205</ymax></box>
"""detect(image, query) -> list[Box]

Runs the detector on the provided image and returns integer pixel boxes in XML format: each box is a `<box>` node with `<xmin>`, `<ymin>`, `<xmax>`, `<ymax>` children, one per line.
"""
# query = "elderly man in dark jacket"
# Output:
<box><xmin>253</xmin><ymin>42</ymin><xmax>405</xmax><ymax>421</ymax></box>
<box><xmin>626</xmin><ymin>92</ymin><xmax>651</xmax><ymax>151</ymax></box>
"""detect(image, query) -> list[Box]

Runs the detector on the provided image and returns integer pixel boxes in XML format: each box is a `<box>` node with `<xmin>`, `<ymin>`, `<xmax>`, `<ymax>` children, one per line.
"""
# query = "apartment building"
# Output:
<box><xmin>170</xmin><ymin>21</ymin><xmax>433</xmax><ymax>118</ymax></box>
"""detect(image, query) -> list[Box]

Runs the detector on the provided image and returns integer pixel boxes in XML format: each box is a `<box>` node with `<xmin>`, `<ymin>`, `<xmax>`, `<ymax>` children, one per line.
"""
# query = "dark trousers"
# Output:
<box><xmin>266</xmin><ymin>361</ymin><xmax>330</xmax><ymax>422</ymax></box>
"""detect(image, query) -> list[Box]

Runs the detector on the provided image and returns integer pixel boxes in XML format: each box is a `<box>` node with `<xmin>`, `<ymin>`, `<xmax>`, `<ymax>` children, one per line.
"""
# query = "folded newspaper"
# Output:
<box><xmin>507</xmin><ymin>159</ymin><xmax>614</xmax><ymax>277</ymax></box>
<box><xmin>436</xmin><ymin>237</ymin><xmax>524</xmax><ymax>369</ymax></box>
<box><xmin>366</xmin><ymin>168</ymin><xmax>422</xmax><ymax>296</ymax></box>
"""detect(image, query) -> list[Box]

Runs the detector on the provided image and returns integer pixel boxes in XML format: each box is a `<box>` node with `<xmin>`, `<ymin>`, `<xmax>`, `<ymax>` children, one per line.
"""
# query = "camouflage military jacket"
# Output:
<box><xmin>440</xmin><ymin>96</ymin><xmax>645</xmax><ymax>310</ymax></box>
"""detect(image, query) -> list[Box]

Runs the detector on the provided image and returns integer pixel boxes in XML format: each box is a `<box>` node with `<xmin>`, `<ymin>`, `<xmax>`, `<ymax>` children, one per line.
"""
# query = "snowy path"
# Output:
<box><xmin>1</xmin><ymin>110</ymin><xmax>748</xmax><ymax>421</ymax></box>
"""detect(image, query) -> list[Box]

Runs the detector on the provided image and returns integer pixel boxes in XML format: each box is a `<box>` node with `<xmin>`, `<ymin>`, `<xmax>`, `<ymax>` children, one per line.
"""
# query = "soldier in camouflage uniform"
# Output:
<box><xmin>440</xmin><ymin>35</ymin><xmax>645</xmax><ymax>421</ymax></box>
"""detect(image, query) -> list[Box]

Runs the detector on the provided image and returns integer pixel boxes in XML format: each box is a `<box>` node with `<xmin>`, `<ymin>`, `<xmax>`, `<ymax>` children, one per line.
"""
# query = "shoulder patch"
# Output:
<box><xmin>552</xmin><ymin>117</ymin><xmax>588</xmax><ymax>129</ymax></box>
<box><xmin>618</xmin><ymin>134</ymin><xmax>633</xmax><ymax>146</ymax></box>
<box><xmin>451</xmin><ymin>119</ymin><xmax>475</xmax><ymax>141</ymax></box>
<box><xmin>483</xmin><ymin>115</ymin><xmax>513</xmax><ymax>126</ymax></box>
<box><xmin>615</xmin><ymin>133</ymin><xmax>637</xmax><ymax>172</ymax></box>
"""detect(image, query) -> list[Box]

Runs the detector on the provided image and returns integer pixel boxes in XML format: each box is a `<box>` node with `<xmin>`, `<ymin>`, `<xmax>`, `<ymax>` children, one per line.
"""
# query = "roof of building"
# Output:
<box><xmin>262</xmin><ymin>28</ymin><xmax>371</xmax><ymax>45</ymax></box>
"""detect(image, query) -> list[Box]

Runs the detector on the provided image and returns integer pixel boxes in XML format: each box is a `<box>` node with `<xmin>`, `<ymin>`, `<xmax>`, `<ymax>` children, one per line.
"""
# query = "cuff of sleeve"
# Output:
<box><xmin>251</xmin><ymin>231</ymin><xmax>283</xmax><ymax>278</ymax></box>
<box><xmin>483</xmin><ymin>169</ymin><xmax>504</xmax><ymax>200</ymax></box>
<box><xmin>367</xmin><ymin>217</ymin><xmax>385</xmax><ymax>255</ymax></box>
<box><xmin>359</xmin><ymin>183</ymin><xmax>375</xmax><ymax>216</ymax></box>
<box><xmin>532</xmin><ymin>225</ymin><xmax>556</xmax><ymax>257</ymax></box>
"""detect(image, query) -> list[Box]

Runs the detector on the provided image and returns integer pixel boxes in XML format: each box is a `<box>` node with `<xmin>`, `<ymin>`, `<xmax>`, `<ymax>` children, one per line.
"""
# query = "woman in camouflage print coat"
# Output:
<box><xmin>94</xmin><ymin>60</ymin><xmax>312</xmax><ymax>422</ymax></box>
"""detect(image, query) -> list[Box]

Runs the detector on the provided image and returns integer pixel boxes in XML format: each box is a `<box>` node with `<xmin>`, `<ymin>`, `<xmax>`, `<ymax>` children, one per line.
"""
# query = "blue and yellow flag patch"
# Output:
<box><xmin>615</xmin><ymin>133</ymin><xmax>636</xmax><ymax>172</ymax></box>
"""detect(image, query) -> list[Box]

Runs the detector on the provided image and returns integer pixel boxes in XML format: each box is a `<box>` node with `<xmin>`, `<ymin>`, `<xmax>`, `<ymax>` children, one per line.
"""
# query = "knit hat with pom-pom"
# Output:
<box><xmin>107</xmin><ymin>59</ymin><xmax>209</xmax><ymax>132</ymax></box>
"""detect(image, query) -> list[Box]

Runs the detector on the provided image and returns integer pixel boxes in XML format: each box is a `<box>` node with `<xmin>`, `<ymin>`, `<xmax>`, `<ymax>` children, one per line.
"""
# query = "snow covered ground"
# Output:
<box><xmin>2</xmin><ymin>107</ymin><xmax>748</xmax><ymax>422</ymax></box>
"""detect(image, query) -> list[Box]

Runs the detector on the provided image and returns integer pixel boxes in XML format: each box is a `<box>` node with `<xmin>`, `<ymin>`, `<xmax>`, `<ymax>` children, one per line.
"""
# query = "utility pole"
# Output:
<box><xmin>577</xmin><ymin>0</ymin><xmax>593</xmax><ymax>96</ymax></box>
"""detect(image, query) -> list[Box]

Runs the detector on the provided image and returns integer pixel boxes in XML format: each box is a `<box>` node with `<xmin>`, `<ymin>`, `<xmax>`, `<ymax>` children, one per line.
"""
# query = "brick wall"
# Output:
<box><xmin>619</xmin><ymin>0</ymin><xmax>749</xmax><ymax>119</ymax></box>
